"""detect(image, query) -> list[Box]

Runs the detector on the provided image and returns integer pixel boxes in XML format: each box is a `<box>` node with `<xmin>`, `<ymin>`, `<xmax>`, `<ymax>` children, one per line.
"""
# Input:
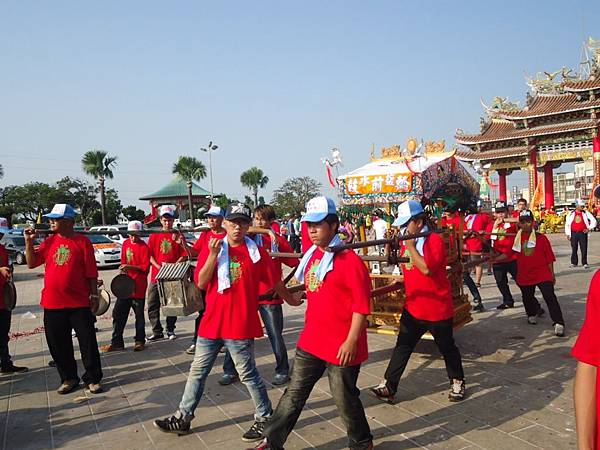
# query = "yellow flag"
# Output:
<box><xmin>36</xmin><ymin>211</ymin><xmax>42</xmax><ymax>224</ymax></box>
<box><xmin>531</xmin><ymin>177</ymin><xmax>543</xmax><ymax>208</ymax></box>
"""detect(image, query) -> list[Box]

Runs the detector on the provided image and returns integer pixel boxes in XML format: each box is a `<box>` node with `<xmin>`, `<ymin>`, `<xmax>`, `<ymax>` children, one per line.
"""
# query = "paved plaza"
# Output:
<box><xmin>0</xmin><ymin>234</ymin><xmax>594</xmax><ymax>449</ymax></box>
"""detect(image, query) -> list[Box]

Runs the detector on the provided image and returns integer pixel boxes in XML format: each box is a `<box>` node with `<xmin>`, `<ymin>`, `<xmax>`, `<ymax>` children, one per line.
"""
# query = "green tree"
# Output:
<box><xmin>0</xmin><ymin>182</ymin><xmax>62</xmax><ymax>222</ymax></box>
<box><xmin>172</xmin><ymin>156</ymin><xmax>207</xmax><ymax>227</ymax></box>
<box><xmin>90</xmin><ymin>188</ymin><xmax>123</xmax><ymax>225</ymax></box>
<box><xmin>240</xmin><ymin>167</ymin><xmax>269</xmax><ymax>208</ymax></box>
<box><xmin>55</xmin><ymin>177</ymin><xmax>99</xmax><ymax>226</ymax></box>
<box><xmin>272</xmin><ymin>176</ymin><xmax>322</xmax><ymax>216</ymax></box>
<box><xmin>122</xmin><ymin>205</ymin><xmax>146</xmax><ymax>221</ymax></box>
<box><xmin>81</xmin><ymin>149</ymin><xmax>118</xmax><ymax>225</ymax></box>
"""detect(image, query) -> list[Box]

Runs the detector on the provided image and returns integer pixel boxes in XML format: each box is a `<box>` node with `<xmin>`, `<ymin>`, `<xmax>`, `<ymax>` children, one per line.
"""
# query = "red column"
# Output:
<box><xmin>498</xmin><ymin>169</ymin><xmax>507</xmax><ymax>202</ymax></box>
<box><xmin>544</xmin><ymin>164</ymin><xmax>554</xmax><ymax>209</ymax></box>
<box><xmin>594</xmin><ymin>132</ymin><xmax>600</xmax><ymax>205</ymax></box>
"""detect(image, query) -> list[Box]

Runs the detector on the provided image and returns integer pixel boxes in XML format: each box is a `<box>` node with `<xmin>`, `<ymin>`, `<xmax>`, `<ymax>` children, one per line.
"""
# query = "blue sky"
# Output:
<box><xmin>0</xmin><ymin>1</ymin><xmax>597</xmax><ymax>210</ymax></box>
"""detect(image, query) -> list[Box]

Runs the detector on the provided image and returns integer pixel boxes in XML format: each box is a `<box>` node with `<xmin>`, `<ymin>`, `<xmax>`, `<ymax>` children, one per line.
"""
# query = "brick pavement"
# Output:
<box><xmin>1</xmin><ymin>234</ymin><xmax>593</xmax><ymax>449</ymax></box>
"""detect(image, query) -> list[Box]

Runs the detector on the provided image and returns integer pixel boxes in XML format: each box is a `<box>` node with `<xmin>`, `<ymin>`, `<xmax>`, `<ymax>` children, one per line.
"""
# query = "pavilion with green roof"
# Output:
<box><xmin>140</xmin><ymin>177</ymin><xmax>213</xmax><ymax>223</ymax></box>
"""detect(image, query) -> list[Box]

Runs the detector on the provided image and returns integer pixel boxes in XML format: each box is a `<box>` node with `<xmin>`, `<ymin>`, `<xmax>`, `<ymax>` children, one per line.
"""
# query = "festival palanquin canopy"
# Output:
<box><xmin>337</xmin><ymin>140</ymin><xmax>480</xmax><ymax>210</ymax></box>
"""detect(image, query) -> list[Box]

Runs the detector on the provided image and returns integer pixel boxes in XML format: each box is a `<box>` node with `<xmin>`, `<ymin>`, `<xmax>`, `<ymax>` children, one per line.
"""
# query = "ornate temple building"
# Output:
<box><xmin>455</xmin><ymin>38</ymin><xmax>600</xmax><ymax>208</ymax></box>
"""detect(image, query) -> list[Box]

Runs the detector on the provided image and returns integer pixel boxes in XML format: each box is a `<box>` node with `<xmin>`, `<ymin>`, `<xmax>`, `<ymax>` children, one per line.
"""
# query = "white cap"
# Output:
<box><xmin>576</xmin><ymin>199</ymin><xmax>586</xmax><ymax>207</ymax></box>
<box><xmin>205</xmin><ymin>205</ymin><xmax>224</xmax><ymax>217</ymax></box>
<box><xmin>0</xmin><ymin>218</ymin><xmax>9</xmax><ymax>234</ymax></box>
<box><xmin>158</xmin><ymin>205</ymin><xmax>176</xmax><ymax>217</ymax></box>
<box><xmin>127</xmin><ymin>220</ymin><xmax>143</xmax><ymax>232</ymax></box>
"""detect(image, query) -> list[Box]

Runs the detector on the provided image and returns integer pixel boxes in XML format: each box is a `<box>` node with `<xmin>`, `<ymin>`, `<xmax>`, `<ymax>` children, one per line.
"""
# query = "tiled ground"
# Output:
<box><xmin>2</xmin><ymin>234</ymin><xmax>593</xmax><ymax>449</ymax></box>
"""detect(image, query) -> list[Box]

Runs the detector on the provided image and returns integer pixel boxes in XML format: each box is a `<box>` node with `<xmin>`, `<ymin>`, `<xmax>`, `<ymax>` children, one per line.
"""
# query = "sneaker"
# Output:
<box><xmin>87</xmin><ymin>382</ymin><xmax>103</xmax><ymax>394</ymax></box>
<box><xmin>496</xmin><ymin>303</ymin><xmax>514</xmax><ymax>310</ymax></box>
<box><xmin>242</xmin><ymin>420</ymin><xmax>267</xmax><ymax>442</ymax></box>
<box><xmin>100</xmin><ymin>344</ymin><xmax>125</xmax><ymax>353</ymax></box>
<box><xmin>570</xmin><ymin>264</ymin><xmax>577</xmax><ymax>268</ymax></box>
<box><xmin>448</xmin><ymin>379</ymin><xmax>465</xmax><ymax>402</ymax></box>
<box><xmin>472</xmin><ymin>303</ymin><xmax>484</xmax><ymax>313</ymax></box>
<box><xmin>218</xmin><ymin>374</ymin><xmax>239</xmax><ymax>386</ymax></box>
<box><xmin>146</xmin><ymin>334</ymin><xmax>164</xmax><ymax>342</ymax></box>
<box><xmin>167</xmin><ymin>332</ymin><xmax>177</xmax><ymax>341</ymax></box>
<box><xmin>57</xmin><ymin>379</ymin><xmax>79</xmax><ymax>395</ymax></box>
<box><xmin>133</xmin><ymin>342</ymin><xmax>145</xmax><ymax>352</ymax></box>
<box><xmin>185</xmin><ymin>344</ymin><xmax>196</xmax><ymax>355</ymax></box>
<box><xmin>154</xmin><ymin>413</ymin><xmax>191</xmax><ymax>435</ymax></box>
<box><xmin>370</xmin><ymin>381</ymin><xmax>395</xmax><ymax>404</ymax></box>
<box><xmin>249</xmin><ymin>439</ymin><xmax>271</xmax><ymax>450</ymax></box>
<box><xmin>584</xmin><ymin>264</ymin><xmax>590</xmax><ymax>269</ymax></box>
<box><xmin>272</xmin><ymin>374</ymin><xmax>290</xmax><ymax>386</ymax></box>
<box><xmin>0</xmin><ymin>364</ymin><xmax>28</xmax><ymax>374</ymax></box>
<box><xmin>554</xmin><ymin>323</ymin><xmax>565</xmax><ymax>337</ymax></box>
<box><xmin>527</xmin><ymin>316</ymin><xmax>537</xmax><ymax>325</ymax></box>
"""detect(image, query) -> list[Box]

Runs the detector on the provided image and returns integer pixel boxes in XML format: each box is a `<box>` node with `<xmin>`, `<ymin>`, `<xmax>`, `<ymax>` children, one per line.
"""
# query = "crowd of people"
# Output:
<box><xmin>0</xmin><ymin>195</ymin><xmax>596</xmax><ymax>448</ymax></box>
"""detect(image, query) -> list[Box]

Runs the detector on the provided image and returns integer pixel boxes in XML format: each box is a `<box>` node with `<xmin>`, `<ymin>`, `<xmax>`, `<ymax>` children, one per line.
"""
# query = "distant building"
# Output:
<box><xmin>553</xmin><ymin>160</ymin><xmax>593</xmax><ymax>206</ymax></box>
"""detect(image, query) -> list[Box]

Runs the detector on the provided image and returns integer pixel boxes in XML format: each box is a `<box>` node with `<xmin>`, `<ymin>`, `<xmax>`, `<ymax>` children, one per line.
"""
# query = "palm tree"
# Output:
<box><xmin>81</xmin><ymin>149</ymin><xmax>117</xmax><ymax>225</ymax></box>
<box><xmin>0</xmin><ymin>164</ymin><xmax>4</xmax><ymax>179</ymax></box>
<box><xmin>240</xmin><ymin>167</ymin><xmax>269</xmax><ymax>208</ymax></box>
<box><xmin>172</xmin><ymin>156</ymin><xmax>207</xmax><ymax>226</ymax></box>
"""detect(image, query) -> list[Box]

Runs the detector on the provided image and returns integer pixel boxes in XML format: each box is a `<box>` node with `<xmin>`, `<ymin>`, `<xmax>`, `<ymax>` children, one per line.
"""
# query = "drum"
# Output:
<box><xmin>3</xmin><ymin>281</ymin><xmax>16</xmax><ymax>311</ymax></box>
<box><xmin>111</xmin><ymin>273</ymin><xmax>135</xmax><ymax>299</ymax></box>
<box><xmin>95</xmin><ymin>289</ymin><xmax>111</xmax><ymax>316</ymax></box>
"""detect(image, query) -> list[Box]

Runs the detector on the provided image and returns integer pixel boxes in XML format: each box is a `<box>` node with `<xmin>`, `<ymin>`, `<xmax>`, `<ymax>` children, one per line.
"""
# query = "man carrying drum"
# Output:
<box><xmin>25</xmin><ymin>204</ymin><xmax>103</xmax><ymax>394</ymax></box>
<box><xmin>101</xmin><ymin>220</ymin><xmax>150</xmax><ymax>353</ymax></box>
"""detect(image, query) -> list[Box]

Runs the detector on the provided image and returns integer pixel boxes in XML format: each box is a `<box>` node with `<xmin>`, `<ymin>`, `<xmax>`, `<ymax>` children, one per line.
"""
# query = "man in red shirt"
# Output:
<box><xmin>566</xmin><ymin>199</ymin><xmax>597</xmax><ymax>269</ymax></box>
<box><xmin>221</xmin><ymin>204</ymin><xmax>299</xmax><ymax>386</ymax></box>
<box><xmin>371</xmin><ymin>200</ymin><xmax>466</xmax><ymax>404</ymax></box>
<box><xmin>252</xmin><ymin>196</ymin><xmax>373</xmax><ymax>450</ymax></box>
<box><xmin>0</xmin><ymin>220</ymin><xmax>28</xmax><ymax>374</ymax></box>
<box><xmin>573</xmin><ymin>270</ymin><xmax>600</xmax><ymax>449</ymax></box>
<box><xmin>512</xmin><ymin>198</ymin><xmax>528</xmax><ymax>219</ymax></box>
<box><xmin>154</xmin><ymin>203</ymin><xmax>302</xmax><ymax>442</ymax></box>
<box><xmin>101</xmin><ymin>220</ymin><xmax>150</xmax><ymax>353</ymax></box>
<box><xmin>146</xmin><ymin>205</ymin><xmax>187</xmax><ymax>341</ymax></box>
<box><xmin>464</xmin><ymin>210</ymin><xmax>486</xmax><ymax>287</ymax></box>
<box><xmin>25</xmin><ymin>204</ymin><xmax>103</xmax><ymax>395</ymax></box>
<box><xmin>513</xmin><ymin>210</ymin><xmax>565</xmax><ymax>336</ymax></box>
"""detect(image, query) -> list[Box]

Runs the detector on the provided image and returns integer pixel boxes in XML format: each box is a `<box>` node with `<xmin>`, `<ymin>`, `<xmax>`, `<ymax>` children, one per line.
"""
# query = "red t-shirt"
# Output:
<box><xmin>571</xmin><ymin>211</ymin><xmax>587</xmax><ymax>232</ymax></box>
<box><xmin>515</xmin><ymin>233</ymin><xmax>555</xmax><ymax>286</ymax></box>
<box><xmin>255</xmin><ymin>233</ymin><xmax>299</xmax><ymax>305</ymax></box>
<box><xmin>572</xmin><ymin>270</ymin><xmax>600</xmax><ymax>449</ymax></box>
<box><xmin>0</xmin><ymin>245</ymin><xmax>9</xmax><ymax>310</ymax></box>
<box><xmin>464</xmin><ymin>214</ymin><xmax>485</xmax><ymax>253</ymax></box>
<box><xmin>34</xmin><ymin>234</ymin><xmax>98</xmax><ymax>309</ymax></box>
<box><xmin>148</xmin><ymin>232</ymin><xmax>186</xmax><ymax>282</ymax></box>
<box><xmin>400</xmin><ymin>233</ymin><xmax>453</xmax><ymax>321</ymax></box>
<box><xmin>197</xmin><ymin>243</ymin><xmax>277</xmax><ymax>339</ymax></box>
<box><xmin>192</xmin><ymin>230</ymin><xmax>227</xmax><ymax>284</ymax></box>
<box><xmin>297</xmin><ymin>249</ymin><xmax>371</xmax><ymax>365</ymax></box>
<box><xmin>441</xmin><ymin>213</ymin><xmax>461</xmax><ymax>230</ymax></box>
<box><xmin>486</xmin><ymin>221</ymin><xmax>517</xmax><ymax>263</ymax></box>
<box><xmin>121</xmin><ymin>239</ymin><xmax>150</xmax><ymax>298</ymax></box>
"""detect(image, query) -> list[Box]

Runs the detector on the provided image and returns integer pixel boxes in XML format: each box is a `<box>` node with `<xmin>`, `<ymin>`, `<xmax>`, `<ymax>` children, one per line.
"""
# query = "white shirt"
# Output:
<box><xmin>373</xmin><ymin>219</ymin><xmax>388</xmax><ymax>240</ymax></box>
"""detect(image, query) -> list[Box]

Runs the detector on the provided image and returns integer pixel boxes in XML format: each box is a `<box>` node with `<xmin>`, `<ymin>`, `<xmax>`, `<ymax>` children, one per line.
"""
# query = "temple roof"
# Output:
<box><xmin>139</xmin><ymin>177</ymin><xmax>212</xmax><ymax>200</ymax></box>
<box><xmin>491</xmin><ymin>94</ymin><xmax>600</xmax><ymax>119</ymax></box>
<box><xmin>456</xmin><ymin>118</ymin><xmax>597</xmax><ymax>144</ymax></box>
<box><xmin>563</xmin><ymin>78</ymin><xmax>600</xmax><ymax>92</ymax></box>
<box><xmin>455</xmin><ymin>146</ymin><xmax>531</xmax><ymax>162</ymax></box>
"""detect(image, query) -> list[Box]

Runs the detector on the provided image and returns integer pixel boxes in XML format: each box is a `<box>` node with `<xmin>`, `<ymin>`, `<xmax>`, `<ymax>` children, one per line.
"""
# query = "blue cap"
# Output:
<box><xmin>0</xmin><ymin>217</ymin><xmax>9</xmax><ymax>234</ymax></box>
<box><xmin>205</xmin><ymin>205</ymin><xmax>224</xmax><ymax>217</ymax></box>
<box><xmin>392</xmin><ymin>200</ymin><xmax>424</xmax><ymax>227</ymax></box>
<box><xmin>302</xmin><ymin>196</ymin><xmax>337</xmax><ymax>222</ymax></box>
<box><xmin>43</xmin><ymin>204</ymin><xmax>77</xmax><ymax>219</ymax></box>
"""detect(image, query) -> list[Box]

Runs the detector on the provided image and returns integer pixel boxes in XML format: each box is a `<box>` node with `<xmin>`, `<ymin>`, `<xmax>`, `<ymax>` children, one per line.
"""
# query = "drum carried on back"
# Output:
<box><xmin>156</xmin><ymin>262</ymin><xmax>204</xmax><ymax>316</ymax></box>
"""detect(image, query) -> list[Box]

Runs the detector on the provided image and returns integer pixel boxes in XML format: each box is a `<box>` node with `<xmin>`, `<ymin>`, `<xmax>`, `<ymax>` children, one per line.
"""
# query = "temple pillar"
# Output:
<box><xmin>498</xmin><ymin>169</ymin><xmax>508</xmax><ymax>202</ymax></box>
<box><xmin>594</xmin><ymin>131</ymin><xmax>600</xmax><ymax>202</ymax></box>
<box><xmin>543</xmin><ymin>163</ymin><xmax>554</xmax><ymax>209</ymax></box>
<box><xmin>527</xmin><ymin>147</ymin><xmax>538</xmax><ymax>204</ymax></box>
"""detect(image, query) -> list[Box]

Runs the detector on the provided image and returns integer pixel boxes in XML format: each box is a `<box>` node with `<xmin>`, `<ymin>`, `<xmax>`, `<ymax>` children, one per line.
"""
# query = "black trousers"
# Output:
<box><xmin>0</xmin><ymin>309</ymin><xmax>13</xmax><ymax>368</ymax></box>
<box><xmin>518</xmin><ymin>281</ymin><xmax>565</xmax><ymax>325</ymax></box>
<box><xmin>190</xmin><ymin>309</ymin><xmax>204</xmax><ymax>344</ymax></box>
<box><xmin>265</xmin><ymin>348</ymin><xmax>372</xmax><ymax>450</ymax></box>
<box><xmin>44</xmin><ymin>308</ymin><xmax>103</xmax><ymax>384</ymax></box>
<box><xmin>463</xmin><ymin>272</ymin><xmax>482</xmax><ymax>304</ymax></box>
<box><xmin>384</xmin><ymin>309</ymin><xmax>464</xmax><ymax>394</ymax></box>
<box><xmin>570</xmin><ymin>231</ymin><xmax>589</xmax><ymax>266</ymax></box>
<box><xmin>111</xmin><ymin>297</ymin><xmax>146</xmax><ymax>346</ymax></box>
<box><xmin>493</xmin><ymin>260</ymin><xmax>518</xmax><ymax>306</ymax></box>
<box><xmin>147</xmin><ymin>282</ymin><xmax>177</xmax><ymax>335</ymax></box>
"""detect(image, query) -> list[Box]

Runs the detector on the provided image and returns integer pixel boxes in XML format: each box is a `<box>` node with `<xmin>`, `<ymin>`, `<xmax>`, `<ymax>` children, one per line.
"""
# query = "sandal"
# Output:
<box><xmin>370</xmin><ymin>382</ymin><xmax>395</xmax><ymax>404</ymax></box>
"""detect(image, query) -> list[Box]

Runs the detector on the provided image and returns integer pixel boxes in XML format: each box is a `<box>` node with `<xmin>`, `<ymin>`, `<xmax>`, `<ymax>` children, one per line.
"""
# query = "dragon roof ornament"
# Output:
<box><xmin>525</xmin><ymin>67</ymin><xmax>581</xmax><ymax>94</ymax></box>
<box><xmin>480</xmin><ymin>96</ymin><xmax>521</xmax><ymax>117</ymax></box>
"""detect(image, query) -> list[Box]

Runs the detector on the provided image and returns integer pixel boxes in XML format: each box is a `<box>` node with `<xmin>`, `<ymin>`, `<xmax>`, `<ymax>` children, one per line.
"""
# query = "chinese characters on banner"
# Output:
<box><xmin>345</xmin><ymin>173</ymin><xmax>412</xmax><ymax>195</ymax></box>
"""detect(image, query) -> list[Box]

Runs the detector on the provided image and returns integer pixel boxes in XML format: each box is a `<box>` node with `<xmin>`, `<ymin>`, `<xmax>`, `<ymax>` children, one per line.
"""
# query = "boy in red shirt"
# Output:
<box><xmin>251</xmin><ymin>196</ymin><xmax>373</xmax><ymax>450</ymax></box>
<box><xmin>464</xmin><ymin>211</ymin><xmax>486</xmax><ymax>287</ymax></box>
<box><xmin>221</xmin><ymin>204</ymin><xmax>298</xmax><ymax>386</ymax></box>
<box><xmin>573</xmin><ymin>270</ymin><xmax>600</xmax><ymax>449</ymax></box>
<box><xmin>154</xmin><ymin>203</ymin><xmax>302</xmax><ymax>442</ymax></box>
<box><xmin>25</xmin><ymin>204</ymin><xmax>103</xmax><ymax>394</ymax></box>
<box><xmin>566</xmin><ymin>199</ymin><xmax>597</xmax><ymax>269</ymax></box>
<box><xmin>371</xmin><ymin>200</ymin><xmax>466</xmax><ymax>404</ymax></box>
<box><xmin>0</xmin><ymin>220</ymin><xmax>27</xmax><ymax>374</ymax></box>
<box><xmin>146</xmin><ymin>205</ymin><xmax>187</xmax><ymax>341</ymax></box>
<box><xmin>101</xmin><ymin>220</ymin><xmax>150</xmax><ymax>352</ymax></box>
<box><xmin>513</xmin><ymin>210</ymin><xmax>565</xmax><ymax>336</ymax></box>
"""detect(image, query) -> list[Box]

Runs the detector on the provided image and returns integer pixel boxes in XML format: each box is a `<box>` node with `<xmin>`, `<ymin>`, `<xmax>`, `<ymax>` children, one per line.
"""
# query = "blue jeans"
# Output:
<box><xmin>224</xmin><ymin>304</ymin><xmax>289</xmax><ymax>377</ymax></box>
<box><xmin>178</xmin><ymin>337</ymin><xmax>272</xmax><ymax>421</ymax></box>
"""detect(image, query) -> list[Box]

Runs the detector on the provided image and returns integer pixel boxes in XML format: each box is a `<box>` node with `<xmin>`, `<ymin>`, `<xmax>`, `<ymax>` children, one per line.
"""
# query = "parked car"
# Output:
<box><xmin>86</xmin><ymin>234</ymin><xmax>122</xmax><ymax>268</ymax></box>
<box><xmin>0</xmin><ymin>233</ymin><xmax>42</xmax><ymax>265</ymax></box>
<box><xmin>89</xmin><ymin>225</ymin><xmax>128</xmax><ymax>246</ymax></box>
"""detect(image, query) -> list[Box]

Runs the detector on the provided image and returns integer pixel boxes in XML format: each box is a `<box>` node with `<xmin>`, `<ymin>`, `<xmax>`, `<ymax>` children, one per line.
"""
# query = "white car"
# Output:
<box><xmin>89</xmin><ymin>225</ymin><xmax>128</xmax><ymax>246</ymax></box>
<box><xmin>86</xmin><ymin>234</ymin><xmax>122</xmax><ymax>268</ymax></box>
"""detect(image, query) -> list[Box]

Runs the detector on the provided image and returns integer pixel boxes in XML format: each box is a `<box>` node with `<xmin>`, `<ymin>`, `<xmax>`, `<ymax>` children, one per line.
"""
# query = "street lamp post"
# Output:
<box><xmin>200</xmin><ymin>141</ymin><xmax>218</xmax><ymax>200</ymax></box>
